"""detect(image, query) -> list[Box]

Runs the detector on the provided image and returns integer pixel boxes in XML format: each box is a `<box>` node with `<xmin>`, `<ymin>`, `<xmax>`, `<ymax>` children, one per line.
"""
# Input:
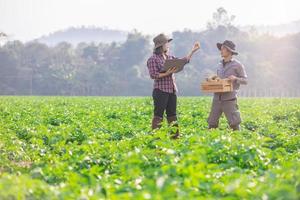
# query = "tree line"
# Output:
<box><xmin>1</xmin><ymin>8</ymin><xmax>299</xmax><ymax>96</ymax></box>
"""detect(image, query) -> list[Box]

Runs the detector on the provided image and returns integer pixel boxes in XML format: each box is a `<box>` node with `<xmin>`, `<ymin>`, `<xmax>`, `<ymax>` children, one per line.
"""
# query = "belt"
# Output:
<box><xmin>218</xmin><ymin>94</ymin><xmax>237</xmax><ymax>101</ymax></box>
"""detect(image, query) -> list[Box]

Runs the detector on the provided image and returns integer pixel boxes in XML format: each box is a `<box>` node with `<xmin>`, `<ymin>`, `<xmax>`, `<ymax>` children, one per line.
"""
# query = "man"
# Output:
<box><xmin>147</xmin><ymin>33</ymin><xmax>200</xmax><ymax>139</ymax></box>
<box><xmin>207</xmin><ymin>40</ymin><xmax>247</xmax><ymax>130</ymax></box>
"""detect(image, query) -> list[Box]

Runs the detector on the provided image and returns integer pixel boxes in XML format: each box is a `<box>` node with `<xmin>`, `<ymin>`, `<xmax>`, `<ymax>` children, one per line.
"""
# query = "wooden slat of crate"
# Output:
<box><xmin>201</xmin><ymin>79</ymin><xmax>233</xmax><ymax>93</ymax></box>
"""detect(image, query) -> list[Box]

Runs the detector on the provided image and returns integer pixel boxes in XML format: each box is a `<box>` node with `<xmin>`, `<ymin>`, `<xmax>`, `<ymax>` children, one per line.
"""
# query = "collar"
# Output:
<box><xmin>221</xmin><ymin>58</ymin><xmax>234</xmax><ymax>66</ymax></box>
<box><xmin>155</xmin><ymin>53</ymin><xmax>169</xmax><ymax>60</ymax></box>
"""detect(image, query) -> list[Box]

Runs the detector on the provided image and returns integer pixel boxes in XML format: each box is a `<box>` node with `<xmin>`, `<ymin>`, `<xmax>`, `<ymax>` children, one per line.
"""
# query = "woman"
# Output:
<box><xmin>147</xmin><ymin>33</ymin><xmax>200</xmax><ymax>139</ymax></box>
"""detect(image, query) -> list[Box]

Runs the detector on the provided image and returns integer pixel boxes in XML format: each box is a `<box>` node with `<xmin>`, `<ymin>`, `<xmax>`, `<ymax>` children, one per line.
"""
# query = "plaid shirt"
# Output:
<box><xmin>147</xmin><ymin>54</ymin><xmax>189</xmax><ymax>93</ymax></box>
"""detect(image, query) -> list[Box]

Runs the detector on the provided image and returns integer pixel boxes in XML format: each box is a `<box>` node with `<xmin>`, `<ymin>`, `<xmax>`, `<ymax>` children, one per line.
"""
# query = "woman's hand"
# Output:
<box><xmin>192</xmin><ymin>42</ymin><xmax>201</xmax><ymax>53</ymax></box>
<box><xmin>158</xmin><ymin>67</ymin><xmax>177</xmax><ymax>78</ymax></box>
<box><xmin>165</xmin><ymin>67</ymin><xmax>177</xmax><ymax>75</ymax></box>
<box><xmin>186</xmin><ymin>41</ymin><xmax>201</xmax><ymax>60</ymax></box>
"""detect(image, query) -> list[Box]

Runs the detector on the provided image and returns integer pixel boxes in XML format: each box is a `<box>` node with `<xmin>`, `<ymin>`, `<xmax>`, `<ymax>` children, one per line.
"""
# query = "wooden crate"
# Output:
<box><xmin>201</xmin><ymin>79</ymin><xmax>233</xmax><ymax>93</ymax></box>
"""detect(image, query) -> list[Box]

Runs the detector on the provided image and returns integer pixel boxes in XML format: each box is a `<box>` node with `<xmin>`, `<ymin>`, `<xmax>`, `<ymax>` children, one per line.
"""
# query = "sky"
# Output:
<box><xmin>0</xmin><ymin>0</ymin><xmax>299</xmax><ymax>41</ymax></box>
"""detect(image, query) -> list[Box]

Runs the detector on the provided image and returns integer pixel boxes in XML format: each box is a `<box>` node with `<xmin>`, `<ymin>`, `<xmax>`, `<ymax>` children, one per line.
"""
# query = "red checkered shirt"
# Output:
<box><xmin>147</xmin><ymin>54</ymin><xmax>189</xmax><ymax>93</ymax></box>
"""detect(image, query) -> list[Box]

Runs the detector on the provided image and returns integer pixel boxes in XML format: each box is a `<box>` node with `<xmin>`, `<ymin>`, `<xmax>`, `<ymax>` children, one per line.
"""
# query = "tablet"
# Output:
<box><xmin>161</xmin><ymin>58</ymin><xmax>187</xmax><ymax>73</ymax></box>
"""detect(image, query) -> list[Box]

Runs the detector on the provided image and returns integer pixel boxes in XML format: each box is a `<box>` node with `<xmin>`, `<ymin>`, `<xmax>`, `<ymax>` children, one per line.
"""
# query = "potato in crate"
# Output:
<box><xmin>201</xmin><ymin>75</ymin><xmax>233</xmax><ymax>93</ymax></box>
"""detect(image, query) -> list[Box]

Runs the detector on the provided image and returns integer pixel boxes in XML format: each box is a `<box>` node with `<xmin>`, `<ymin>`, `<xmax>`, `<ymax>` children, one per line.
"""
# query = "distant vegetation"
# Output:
<box><xmin>37</xmin><ymin>26</ymin><xmax>128</xmax><ymax>46</ymax></box>
<box><xmin>0</xmin><ymin>8</ymin><xmax>299</xmax><ymax>96</ymax></box>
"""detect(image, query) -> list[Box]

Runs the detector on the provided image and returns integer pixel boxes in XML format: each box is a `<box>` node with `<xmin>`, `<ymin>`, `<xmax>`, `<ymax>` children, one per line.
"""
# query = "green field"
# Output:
<box><xmin>0</xmin><ymin>97</ymin><xmax>299</xmax><ymax>200</ymax></box>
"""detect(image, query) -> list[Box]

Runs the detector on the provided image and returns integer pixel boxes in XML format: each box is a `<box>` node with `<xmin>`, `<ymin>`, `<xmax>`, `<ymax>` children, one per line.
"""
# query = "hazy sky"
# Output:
<box><xmin>1</xmin><ymin>0</ymin><xmax>299</xmax><ymax>41</ymax></box>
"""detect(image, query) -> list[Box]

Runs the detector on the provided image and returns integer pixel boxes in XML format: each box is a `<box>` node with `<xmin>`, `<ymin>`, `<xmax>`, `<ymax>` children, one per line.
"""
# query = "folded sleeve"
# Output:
<box><xmin>147</xmin><ymin>58</ymin><xmax>160</xmax><ymax>79</ymax></box>
<box><xmin>236</xmin><ymin>64</ymin><xmax>248</xmax><ymax>85</ymax></box>
<box><xmin>170</xmin><ymin>55</ymin><xmax>190</xmax><ymax>64</ymax></box>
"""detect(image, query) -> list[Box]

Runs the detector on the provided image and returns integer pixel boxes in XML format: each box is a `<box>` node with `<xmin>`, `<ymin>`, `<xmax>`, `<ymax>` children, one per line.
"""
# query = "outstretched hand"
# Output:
<box><xmin>186</xmin><ymin>42</ymin><xmax>201</xmax><ymax>61</ymax></box>
<box><xmin>192</xmin><ymin>42</ymin><xmax>201</xmax><ymax>53</ymax></box>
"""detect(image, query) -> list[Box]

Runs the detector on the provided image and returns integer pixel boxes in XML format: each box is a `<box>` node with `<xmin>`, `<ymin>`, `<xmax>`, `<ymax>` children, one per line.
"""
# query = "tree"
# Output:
<box><xmin>207</xmin><ymin>7</ymin><xmax>236</xmax><ymax>30</ymax></box>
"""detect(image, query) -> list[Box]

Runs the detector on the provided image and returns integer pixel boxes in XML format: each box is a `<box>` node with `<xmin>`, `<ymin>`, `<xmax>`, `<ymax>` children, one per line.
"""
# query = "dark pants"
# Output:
<box><xmin>152</xmin><ymin>89</ymin><xmax>177</xmax><ymax>118</ymax></box>
<box><xmin>151</xmin><ymin>89</ymin><xmax>179</xmax><ymax>138</ymax></box>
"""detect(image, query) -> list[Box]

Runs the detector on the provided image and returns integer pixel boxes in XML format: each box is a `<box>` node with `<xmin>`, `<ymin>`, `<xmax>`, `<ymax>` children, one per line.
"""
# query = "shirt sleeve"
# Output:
<box><xmin>170</xmin><ymin>55</ymin><xmax>190</xmax><ymax>64</ymax></box>
<box><xmin>147</xmin><ymin>58</ymin><xmax>160</xmax><ymax>79</ymax></box>
<box><xmin>236</xmin><ymin>64</ymin><xmax>248</xmax><ymax>85</ymax></box>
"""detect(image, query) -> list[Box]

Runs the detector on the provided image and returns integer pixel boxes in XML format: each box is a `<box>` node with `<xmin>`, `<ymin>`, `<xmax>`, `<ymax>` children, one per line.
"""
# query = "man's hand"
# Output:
<box><xmin>228</xmin><ymin>75</ymin><xmax>238</xmax><ymax>81</ymax></box>
<box><xmin>192</xmin><ymin>42</ymin><xmax>201</xmax><ymax>53</ymax></box>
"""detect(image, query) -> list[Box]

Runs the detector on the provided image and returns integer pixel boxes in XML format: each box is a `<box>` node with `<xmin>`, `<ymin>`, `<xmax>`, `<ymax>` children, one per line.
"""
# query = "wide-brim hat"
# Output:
<box><xmin>217</xmin><ymin>40</ymin><xmax>238</xmax><ymax>55</ymax></box>
<box><xmin>153</xmin><ymin>33</ymin><xmax>173</xmax><ymax>49</ymax></box>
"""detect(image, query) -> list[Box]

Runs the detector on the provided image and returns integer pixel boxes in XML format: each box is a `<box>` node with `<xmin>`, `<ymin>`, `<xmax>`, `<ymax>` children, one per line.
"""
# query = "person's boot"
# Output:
<box><xmin>152</xmin><ymin>116</ymin><xmax>163</xmax><ymax>130</ymax></box>
<box><xmin>208</xmin><ymin>125</ymin><xmax>218</xmax><ymax>129</ymax></box>
<box><xmin>167</xmin><ymin>116</ymin><xmax>179</xmax><ymax>139</ymax></box>
<box><xmin>230</xmin><ymin>124</ymin><xmax>240</xmax><ymax>131</ymax></box>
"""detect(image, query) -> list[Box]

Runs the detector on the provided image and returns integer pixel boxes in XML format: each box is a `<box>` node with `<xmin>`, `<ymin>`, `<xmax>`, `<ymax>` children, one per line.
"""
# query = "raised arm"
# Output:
<box><xmin>186</xmin><ymin>42</ymin><xmax>201</xmax><ymax>61</ymax></box>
